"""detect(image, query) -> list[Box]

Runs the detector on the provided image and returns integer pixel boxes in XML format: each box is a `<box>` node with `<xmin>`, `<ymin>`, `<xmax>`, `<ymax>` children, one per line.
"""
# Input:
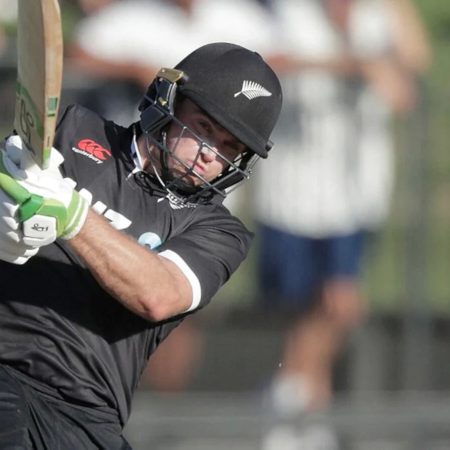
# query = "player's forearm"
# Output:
<box><xmin>68</xmin><ymin>209</ymin><xmax>192</xmax><ymax>321</ymax></box>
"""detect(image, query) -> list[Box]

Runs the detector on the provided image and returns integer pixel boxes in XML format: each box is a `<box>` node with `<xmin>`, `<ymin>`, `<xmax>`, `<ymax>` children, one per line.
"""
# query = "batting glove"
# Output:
<box><xmin>0</xmin><ymin>135</ymin><xmax>89</xmax><ymax>249</ymax></box>
<box><xmin>0</xmin><ymin>183</ymin><xmax>39</xmax><ymax>264</ymax></box>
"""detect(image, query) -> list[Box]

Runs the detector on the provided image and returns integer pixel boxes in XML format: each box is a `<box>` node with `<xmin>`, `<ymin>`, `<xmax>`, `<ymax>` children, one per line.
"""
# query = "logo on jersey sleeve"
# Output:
<box><xmin>138</xmin><ymin>232</ymin><xmax>163</xmax><ymax>250</ymax></box>
<box><xmin>72</xmin><ymin>139</ymin><xmax>112</xmax><ymax>164</ymax></box>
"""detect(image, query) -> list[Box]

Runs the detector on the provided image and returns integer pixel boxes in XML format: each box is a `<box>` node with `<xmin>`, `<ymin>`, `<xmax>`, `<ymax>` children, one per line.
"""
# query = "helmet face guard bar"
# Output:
<box><xmin>139</xmin><ymin>68</ymin><xmax>260</xmax><ymax>203</ymax></box>
<box><xmin>144</xmin><ymin>114</ymin><xmax>259</xmax><ymax>203</ymax></box>
<box><xmin>139</xmin><ymin>68</ymin><xmax>185</xmax><ymax>135</ymax></box>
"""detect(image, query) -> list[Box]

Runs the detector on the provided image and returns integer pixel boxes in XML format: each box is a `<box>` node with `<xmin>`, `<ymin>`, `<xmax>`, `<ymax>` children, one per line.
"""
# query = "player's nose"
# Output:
<box><xmin>199</xmin><ymin>145</ymin><xmax>217</xmax><ymax>162</ymax></box>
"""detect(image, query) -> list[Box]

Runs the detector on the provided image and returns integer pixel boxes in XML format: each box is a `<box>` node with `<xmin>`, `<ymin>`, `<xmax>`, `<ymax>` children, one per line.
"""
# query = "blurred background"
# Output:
<box><xmin>1</xmin><ymin>1</ymin><xmax>450</xmax><ymax>449</ymax></box>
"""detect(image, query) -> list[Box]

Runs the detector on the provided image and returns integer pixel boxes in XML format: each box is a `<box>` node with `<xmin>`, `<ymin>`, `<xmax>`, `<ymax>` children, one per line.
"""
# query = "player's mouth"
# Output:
<box><xmin>168</xmin><ymin>161</ymin><xmax>207</xmax><ymax>187</ymax></box>
<box><xmin>190</xmin><ymin>160</ymin><xmax>206</xmax><ymax>174</ymax></box>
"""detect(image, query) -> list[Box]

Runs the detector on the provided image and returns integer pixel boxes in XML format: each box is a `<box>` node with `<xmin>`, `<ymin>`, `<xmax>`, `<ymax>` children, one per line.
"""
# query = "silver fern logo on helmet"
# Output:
<box><xmin>234</xmin><ymin>80</ymin><xmax>272</xmax><ymax>99</ymax></box>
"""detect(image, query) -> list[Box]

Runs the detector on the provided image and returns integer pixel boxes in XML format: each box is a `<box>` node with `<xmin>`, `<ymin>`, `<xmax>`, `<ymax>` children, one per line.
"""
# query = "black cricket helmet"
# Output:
<box><xmin>139</xmin><ymin>42</ymin><xmax>282</xmax><ymax>203</ymax></box>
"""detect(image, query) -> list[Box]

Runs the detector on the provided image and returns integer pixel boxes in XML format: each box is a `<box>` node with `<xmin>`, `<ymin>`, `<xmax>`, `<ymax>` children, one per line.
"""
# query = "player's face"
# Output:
<box><xmin>165</xmin><ymin>99</ymin><xmax>246</xmax><ymax>187</ymax></box>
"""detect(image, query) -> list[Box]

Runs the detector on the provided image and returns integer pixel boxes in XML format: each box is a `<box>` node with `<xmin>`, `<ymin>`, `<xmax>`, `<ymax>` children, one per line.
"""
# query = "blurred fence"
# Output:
<box><xmin>0</xmin><ymin>58</ymin><xmax>450</xmax><ymax>448</ymax></box>
<box><xmin>124</xmin><ymin>391</ymin><xmax>450</xmax><ymax>450</ymax></box>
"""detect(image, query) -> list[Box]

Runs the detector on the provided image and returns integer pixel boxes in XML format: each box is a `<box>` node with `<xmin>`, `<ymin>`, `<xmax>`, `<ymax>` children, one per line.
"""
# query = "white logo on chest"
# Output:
<box><xmin>79</xmin><ymin>189</ymin><xmax>132</xmax><ymax>230</ymax></box>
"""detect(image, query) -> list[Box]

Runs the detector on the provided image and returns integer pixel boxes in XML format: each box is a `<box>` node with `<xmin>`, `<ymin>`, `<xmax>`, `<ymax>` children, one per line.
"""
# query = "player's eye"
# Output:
<box><xmin>196</xmin><ymin>119</ymin><xmax>213</xmax><ymax>136</ymax></box>
<box><xmin>221</xmin><ymin>146</ymin><xmax>241</xmax><ymax>162</ymax></box>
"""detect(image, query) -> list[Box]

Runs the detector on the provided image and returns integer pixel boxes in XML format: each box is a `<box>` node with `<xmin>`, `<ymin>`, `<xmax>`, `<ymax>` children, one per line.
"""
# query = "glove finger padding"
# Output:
<box><xmin>4</xmin><ymin>135</ymin><xmax>65</xmax><ymax>174</ymax></box>
<box><xmin>0</xmin><ymin>217</ymin><xmax>22</xmax><ymax>243</ymax></box>
<box><xmin>0</xmin><ymin>188</ymin><xmax>20</xmax><ymax>229</ymax></box>
<box><xmin>0</xmin><ymin>236</ymin><xmax>39</xmax><ymax>265</ymax></box>
<box><xmin>0</xmin><ymin>138</ymin><xmax>89</xmax><ymax>247</ymax></box>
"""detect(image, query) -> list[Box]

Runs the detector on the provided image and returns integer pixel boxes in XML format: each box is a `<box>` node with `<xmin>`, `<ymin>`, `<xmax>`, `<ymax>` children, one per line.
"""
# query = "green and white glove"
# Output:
<box><xmin>0</xmin><ymin>135</ymin><xmax>89</xmax><ymax>248</ymax></box>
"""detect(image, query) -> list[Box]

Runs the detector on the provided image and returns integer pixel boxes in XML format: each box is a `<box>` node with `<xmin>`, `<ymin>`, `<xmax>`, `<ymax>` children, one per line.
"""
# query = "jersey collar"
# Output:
<box><xmin>128</xmin><ymin>132</ymin><xmax>145</xmax><ymax>178</ymax></box>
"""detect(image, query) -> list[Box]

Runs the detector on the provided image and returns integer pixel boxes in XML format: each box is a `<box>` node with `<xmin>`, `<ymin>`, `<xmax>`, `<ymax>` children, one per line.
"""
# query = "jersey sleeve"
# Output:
<box><xmin>158</xmin><ymin>207</ymin><xmax>253</xmax><ymax>312</ymax></box>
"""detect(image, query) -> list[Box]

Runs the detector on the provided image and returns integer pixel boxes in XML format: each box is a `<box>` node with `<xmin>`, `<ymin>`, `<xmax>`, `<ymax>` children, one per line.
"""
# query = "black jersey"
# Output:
<box><xmin>0</xmin><ymin>105</ymin><xmax>252</xmax><ymax>426</ymax></box>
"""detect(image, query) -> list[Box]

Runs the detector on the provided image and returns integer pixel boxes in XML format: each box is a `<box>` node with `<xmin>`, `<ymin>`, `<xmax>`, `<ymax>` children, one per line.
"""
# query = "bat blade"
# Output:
<box><xmin>14</xmin><ymin>0</ymin><xmax>63</xmax><ymax>169</ymax></box>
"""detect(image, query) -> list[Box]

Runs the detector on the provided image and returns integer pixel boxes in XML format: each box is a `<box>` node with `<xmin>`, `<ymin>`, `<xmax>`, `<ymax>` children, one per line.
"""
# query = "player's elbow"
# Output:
<box><xmin>138</xmin><ymin>289</ymin><xmax>189</xmax><ymax>322</ymax></box>
<box><xmin>130</xmin><ymin>256</ymin><xmax>195</xmax><ymax>322</ymax></box>
<box><xmin>139</xmin><ymin>300</ymin><xmax>171</xmax><ymax>322</ymax></box>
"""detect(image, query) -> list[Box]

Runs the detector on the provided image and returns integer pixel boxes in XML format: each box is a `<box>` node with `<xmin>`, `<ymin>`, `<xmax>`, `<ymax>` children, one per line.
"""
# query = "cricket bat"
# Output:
<box><xmin>14</xmin><ymin>0</ymin><xmax>63</xmax><ymax>169</ymax></box>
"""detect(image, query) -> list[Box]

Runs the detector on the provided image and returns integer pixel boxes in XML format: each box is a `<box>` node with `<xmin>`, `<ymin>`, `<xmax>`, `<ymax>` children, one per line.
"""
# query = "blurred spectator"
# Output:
<box><xmin>254</xmin><ymin>0</ymin><xmax>430</xmax><ymax>427</ymax></box>
<box><xmin>75</xmin><ymin>0</ymin><xmax>117</xmax><ymax>14</ymax></box>
<box><xmin>66</xmin><ymin>0</ymin><xmax>274</xmax><ymax>124</ymax></box>
<box><xmin>66</xmin><ymin>0</ymin><xmax>275</xmax><ymax>392</ymax></box>
<box><xmin>0</xmin><ymin>26</ymin><xmax>7</xmax><ymax>58</ymax></box>
<box><xmin>0</xmin><ymin>0</ymin><xmax>17</xmax><ymax>58</ymax></box>
<box><xmin>0</xmin><ymin>1</ymin><xmax>16</xmax><ymax>22</ymax></box>
<box><xmin>0</xmin><ymin>1</ymin><xmax>17</xmax><ymax>134</ymax></box>
<box><xmin>58</xmin><ymin>1</ymin><xmax>118</xmax><ymax>43</ymax></box>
